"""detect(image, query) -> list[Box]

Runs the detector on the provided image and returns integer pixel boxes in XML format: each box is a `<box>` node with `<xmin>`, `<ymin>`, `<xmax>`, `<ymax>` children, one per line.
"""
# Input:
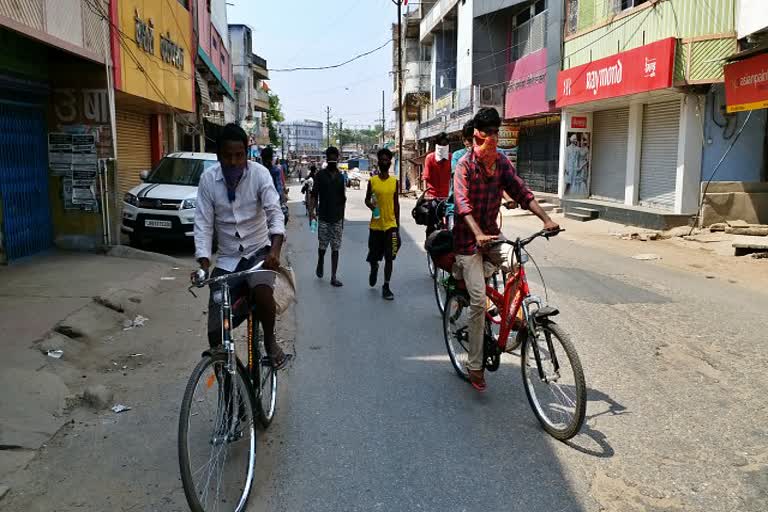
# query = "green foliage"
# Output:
<box><xmin>267</xmin><ymin>93</ymin><xmax>284</xmax><ymax>146</ymax></box>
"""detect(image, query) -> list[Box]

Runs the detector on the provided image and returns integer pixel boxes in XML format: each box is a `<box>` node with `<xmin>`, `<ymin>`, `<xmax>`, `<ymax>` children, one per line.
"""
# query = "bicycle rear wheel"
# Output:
<box><xmin>251</xmin><ymin>318</ymin><xmax>278</xmax><ymax>428</ymax></box>
<box><xmin>433</xmin><ymin>267</ymin><xmax>450</xmax><ymax>315</ymax></box>
<box><xmin>521</xmin><ymin>321</ymin><xmax>586</xmax><ymax>440</ymax></box>
<box><xmin>443</xmin><ymin>293</ymin><xmax>471</xmax><ymax>380</ymax></box>
<box><xmin>427</xmin><ymin>251</ymin><xmax>436</xmax><ymax>277</ymax></box>
<box><xmin>179</xmin><ymin>352</ymin><xmax>257</xmax><ymax>512</ymax></box>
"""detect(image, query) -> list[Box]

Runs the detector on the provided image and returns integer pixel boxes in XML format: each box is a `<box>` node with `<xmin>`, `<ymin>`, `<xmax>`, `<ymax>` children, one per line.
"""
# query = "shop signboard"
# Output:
<box><xmin>505</xmin><ymin>49</ymin><xmax>550</xmax><ymax>119</ymax></box>
<box><xmin>556</xmin><ymin>38</ymin><xmax>676</xmax><ymax>108</ymax></box>
<box><xmin>724</xmin><ymin>52</ymin><xmax>768</xmax><ymax>113</ymax></box>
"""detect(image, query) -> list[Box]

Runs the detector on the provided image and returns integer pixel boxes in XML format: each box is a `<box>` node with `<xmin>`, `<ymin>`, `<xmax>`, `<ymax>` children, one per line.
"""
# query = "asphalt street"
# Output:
<box><xmin>3</xmin><ymin>187</ymin><xmax>766</xmax><ymax>512</ymax></box>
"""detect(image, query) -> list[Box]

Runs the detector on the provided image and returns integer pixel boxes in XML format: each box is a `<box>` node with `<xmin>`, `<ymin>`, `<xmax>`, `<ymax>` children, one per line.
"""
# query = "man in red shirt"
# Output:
<box><xmin>423</xmin><ymin>131</ymin><xmax>451</xmax><ymax>199</ymax></box>
<box><xmin>453</xmin><ymin>108</ymin><xmax>559</xmax><ymax>392</ymax></box>
<box><xmin>422</xmin><ymin>132</ymin><xmax>452</xmax><ymax>235</ymax></box>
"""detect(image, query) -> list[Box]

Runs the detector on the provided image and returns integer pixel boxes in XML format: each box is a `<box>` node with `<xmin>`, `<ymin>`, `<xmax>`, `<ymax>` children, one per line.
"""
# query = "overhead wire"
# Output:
<box><xmin>269</xmin><ymin>39</ymin><xmax>393</xmax><ymax>72</ymax></box>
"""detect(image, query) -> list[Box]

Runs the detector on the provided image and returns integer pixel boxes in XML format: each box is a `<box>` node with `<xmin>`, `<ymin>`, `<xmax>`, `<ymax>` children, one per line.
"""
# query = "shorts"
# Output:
<box><xmin>207</xmin><ymin>247</ymin><xmax>272</xmax><ymax>348</ymax></box>
<box><xmin>318</xmin><ymin>220</ymin><xmax>343</xmax><ymax>251</ymax></box>
<box><xmin>367</xmin><ymin>228</ymin><xmax>400</xmax><ymax>263</ymax></box>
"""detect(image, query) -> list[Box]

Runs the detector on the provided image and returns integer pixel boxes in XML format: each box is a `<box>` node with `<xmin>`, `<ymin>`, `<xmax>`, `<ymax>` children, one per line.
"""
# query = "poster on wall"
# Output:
<box><xmin>564</xmin><ymin>132</ymin><xmax>590</xmax><ymax>197</ymax></box>
<box><xmin>498</xmin><ymin>121</ymin><xmax>520</xmax><ymax>164</ymax></box>
<box><xmin>49</xmin><ymin>133</ymin><xmax>73</xmax><ymax>176</ymax></box>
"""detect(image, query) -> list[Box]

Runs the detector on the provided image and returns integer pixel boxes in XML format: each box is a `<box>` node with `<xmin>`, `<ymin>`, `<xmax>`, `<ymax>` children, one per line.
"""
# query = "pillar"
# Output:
<box><xmin>675</xmin><ymin>95</ymin><xmax>704</xmax><ymax>214</ymax></box>
<box><xmin>625</xmin><ymin>103</ymin><xmax>644</xmax><ymax>206</ymax></box>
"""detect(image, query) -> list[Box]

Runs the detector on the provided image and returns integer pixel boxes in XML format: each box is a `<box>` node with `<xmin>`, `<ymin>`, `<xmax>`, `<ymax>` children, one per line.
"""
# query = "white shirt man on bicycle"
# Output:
<box><xmin>194</xmin><ymin>124</ymin><xmax>290</xmax><ymax>369</ymax></box>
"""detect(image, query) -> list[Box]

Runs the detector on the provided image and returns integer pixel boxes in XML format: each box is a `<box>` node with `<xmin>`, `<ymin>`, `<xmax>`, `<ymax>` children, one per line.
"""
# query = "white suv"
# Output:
<box><xmin>121</xmin><ymin>152</ymin><xmax>218</xmax><ymax>246</ymax></box>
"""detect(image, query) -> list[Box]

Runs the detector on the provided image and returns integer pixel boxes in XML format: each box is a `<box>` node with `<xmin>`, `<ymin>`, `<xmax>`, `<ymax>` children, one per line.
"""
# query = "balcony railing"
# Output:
<box><xmin>252</xmin><ymin>54</ymin><xmax>267</xmax><ymax>69</ymax></box>
<box><xmin>511</xmin><ymin>10</ymin><xmax>547</xmax><ymax>61</ymax></box>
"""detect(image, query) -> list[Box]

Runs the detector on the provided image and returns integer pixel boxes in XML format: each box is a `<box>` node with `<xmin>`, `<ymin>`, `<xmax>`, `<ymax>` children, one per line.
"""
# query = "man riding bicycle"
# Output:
<box><xmin>453</xmin><ymin>108</ymin><xmax>559</xmax><ymax>391</ymax></box>
<box><xmin>194</xmin><ymin>124</ymin><xmax>290</xmax><ymax>370</ymax></box>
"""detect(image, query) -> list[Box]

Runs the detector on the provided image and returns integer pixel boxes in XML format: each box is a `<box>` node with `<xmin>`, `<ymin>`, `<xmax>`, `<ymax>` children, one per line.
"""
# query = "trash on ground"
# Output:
<box><xmin>160</xmin><ymin>276</ymin><xmax>176</xmax><ymax>281</ymax></box>
<box><xmin>123</xmin><ymin>315</ymin><xmax>149</xmax><ymax>330</ymax></box>
<box><xmin>129</xmin><ymin>353</ymin><xmax>143</xmax><ymax>357</ymax></box>
<box><xmin>633</xmin><ymin>253</ymin><xmax>662</xmax><ymax>261</ymax></box>
<box><xmin>111</xmin><ymin>404</ymin><xmax>131</xmax><ymax>413</ymax></box>
<box><xmin>172</xmin><ymin>267</ymin><xmax>180</xmax><ymax>270</ymax></box>
<box><xmin>47</xmin><ymin>349</ymin><xmax>64</xmax><ymax>359</ymax></box>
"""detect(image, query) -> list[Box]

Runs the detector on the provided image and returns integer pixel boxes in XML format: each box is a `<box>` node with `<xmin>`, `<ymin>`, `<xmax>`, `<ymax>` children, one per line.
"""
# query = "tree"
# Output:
<box><xmin>266</xmin><ymin>93</ymin><xmax>284</xmax><ymax>147</ymax></box>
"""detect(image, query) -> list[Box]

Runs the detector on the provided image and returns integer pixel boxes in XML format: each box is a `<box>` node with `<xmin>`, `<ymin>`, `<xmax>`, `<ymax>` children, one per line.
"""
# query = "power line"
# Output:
<box><xmin>270</xmin><ymin>39</ymin><xmax>393</xmax><ymax>72</ymax></box>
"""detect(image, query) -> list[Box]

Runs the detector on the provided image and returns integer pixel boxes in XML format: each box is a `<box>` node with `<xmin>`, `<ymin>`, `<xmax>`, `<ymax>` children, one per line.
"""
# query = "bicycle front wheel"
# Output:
<box><xmin>179</xmin><ymin>353</ymin><xmax>257</xmax><ymax>512</ymax></box>
<box><xmin>521</xmin><ymin>321</ymin><xmax>586</xmax><ymax>440</ymax></box>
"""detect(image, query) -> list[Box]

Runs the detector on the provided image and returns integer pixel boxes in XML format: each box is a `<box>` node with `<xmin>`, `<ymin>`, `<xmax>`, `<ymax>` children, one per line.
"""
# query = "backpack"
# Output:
<box><xmin>411</xmin><ymin>193</ymin><xmax>431</xmax><ymax>226</ymax></box>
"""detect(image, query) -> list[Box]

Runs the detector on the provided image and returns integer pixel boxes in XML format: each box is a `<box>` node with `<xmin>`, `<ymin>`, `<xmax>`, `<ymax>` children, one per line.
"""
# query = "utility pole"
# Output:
<box><xmin>326</xmin><ymin>106</ymin><xmax>331</xmax><ymax>148</ymax></box>
<box><xmin>381</xmin><ymin>90</ymin><xmax>385</xmax><ymax>146</ymax></box>
<box><xmin>339</xmin><ymin>118</ymin><xmax>343</xmax><ymax>148</ymax></box>
<box><xmin>393</xmin><ymin>0</ymin><xmax>404</xmax><ymax>193</ymax></box>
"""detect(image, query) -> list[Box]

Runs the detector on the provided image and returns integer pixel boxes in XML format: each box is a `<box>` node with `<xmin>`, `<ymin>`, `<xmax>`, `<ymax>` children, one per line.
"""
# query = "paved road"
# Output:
<box><xmin>250</xmin><ymin>189</ymin><xmax>768</xmax><ymax>512</ymax></box>
<box><xmin>4</xmin><ymin>187</ymin><xmax>767</xmax><ymax>512</ymax></box>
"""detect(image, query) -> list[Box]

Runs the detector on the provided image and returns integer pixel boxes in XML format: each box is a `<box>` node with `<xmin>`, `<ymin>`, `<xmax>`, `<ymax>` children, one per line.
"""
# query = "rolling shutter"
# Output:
<box><xmin>590</xmin><ymin>108</ymin><xmax>629</xmax><ymax>202</ymax></box>
<box><xmin>116</xmin><ymin>110</ymin><xmax>152</xmax><ymax>197</ymax></box>
<box><xmin>639</xmin><ymin>100</ymin><xmax>680</xmax><ymax>211</ymax></box>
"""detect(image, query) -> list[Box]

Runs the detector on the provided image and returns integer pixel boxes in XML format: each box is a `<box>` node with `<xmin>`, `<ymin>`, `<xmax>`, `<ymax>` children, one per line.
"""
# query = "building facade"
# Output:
<box><xmin>0</xmin><ymin>0</ymin><xmax>115</xmax><ymax>261</ymax></box>
<box><xmin>278</xmin><ymin>120</ymin><xmax>325</xmax><ymax>159</ymax></box>
<box><xmin>229</xmin><ymin>24</ymin><xmax>270</xmax><ymax>147</ymax></box>
<box><xmin>556</xmin><ymin>0</ymin><xmax>740</xmax><ymax>226</ymax></box>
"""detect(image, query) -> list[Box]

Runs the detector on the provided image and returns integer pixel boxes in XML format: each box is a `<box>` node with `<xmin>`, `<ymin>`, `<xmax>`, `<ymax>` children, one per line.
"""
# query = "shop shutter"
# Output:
<box><xmin>639</xmin><ymin>100</ymin><xmax>680</xmax><ymax>211</ymax></box>
<box><xmin>116</xmin><ymin>110</ymin><xmax>152</xmax><ymax>198</ymax></box>
<box><xmin>591</xmin><ymin>108</ymin><xmax>629</xmax><ymax>201</ymax></box>
<box><xmin>516</xmin><ymin>122</ymin><xmax>560</xmax><ymax>194</ymax></box>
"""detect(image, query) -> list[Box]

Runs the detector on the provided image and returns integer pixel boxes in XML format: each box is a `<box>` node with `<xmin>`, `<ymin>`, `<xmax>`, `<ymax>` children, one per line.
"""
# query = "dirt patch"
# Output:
<box><xmin>591</xmin><ymin>470</ymin><xmax>684</xmax><ymax>512</ymax></box>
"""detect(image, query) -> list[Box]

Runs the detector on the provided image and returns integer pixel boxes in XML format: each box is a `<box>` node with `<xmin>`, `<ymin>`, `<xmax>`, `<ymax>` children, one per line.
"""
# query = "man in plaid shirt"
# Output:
<box><xmin>453</xmin><ymin>108</ymin><xmax>559</xmax><ymax>391</ymax></box>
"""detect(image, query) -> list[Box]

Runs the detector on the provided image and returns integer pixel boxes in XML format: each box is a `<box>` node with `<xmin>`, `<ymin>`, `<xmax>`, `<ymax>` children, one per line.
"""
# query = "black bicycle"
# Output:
<box><xmin>178</xmin><ymin>262</ymin><xmax>278</xmax><ymax>512</ymax></box>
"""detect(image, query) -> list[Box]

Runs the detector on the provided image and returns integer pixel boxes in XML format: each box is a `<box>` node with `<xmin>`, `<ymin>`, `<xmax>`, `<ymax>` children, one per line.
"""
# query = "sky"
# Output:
<box><xmin>227</xmin><ymin>0</ymin><xmax>398</xmax><ymax>130</ymax></box>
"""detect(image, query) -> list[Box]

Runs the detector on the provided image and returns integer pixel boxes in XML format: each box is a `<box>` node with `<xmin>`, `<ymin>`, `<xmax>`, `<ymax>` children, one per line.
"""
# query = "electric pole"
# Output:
<box><xmin>381</xmin><ymin>90</ymin><xmax>385</xmax><ymax>146</ymax></box>
<box><xmin>326</xmin><ymin>106</ymin><xmax>331</xmax><ymax>148</ymax></box>
<box><xmin>339</xmin><ymin>118</ymin><xmax>343</xmax><ymax>148</ymax></box>
<box><xmin>393</xmin><ymin>0</ymin><xmax>404</xmax><ymax>193</ymax></box>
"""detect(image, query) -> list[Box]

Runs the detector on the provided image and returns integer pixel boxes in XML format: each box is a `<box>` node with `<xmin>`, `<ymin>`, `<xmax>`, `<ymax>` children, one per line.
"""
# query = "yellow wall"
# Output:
<box><xmin>118</xmin><ymin>0</ymin><xmax>194</xmax><ymax>112</ymax></box>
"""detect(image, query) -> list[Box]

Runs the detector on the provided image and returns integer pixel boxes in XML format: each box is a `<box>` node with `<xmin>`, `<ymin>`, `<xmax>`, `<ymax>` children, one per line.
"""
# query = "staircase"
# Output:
<box><xmin>564</xmin><ymin>206</ymin><xmax>599</xmax><ymax>222</ymax></box>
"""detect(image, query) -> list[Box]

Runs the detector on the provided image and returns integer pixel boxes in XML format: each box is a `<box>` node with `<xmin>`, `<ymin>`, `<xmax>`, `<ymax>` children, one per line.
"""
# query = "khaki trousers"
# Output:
<box><xmin>453</xmin><ymin>245</ymin><xmax>511</xmax><ymax>371</ymax></box>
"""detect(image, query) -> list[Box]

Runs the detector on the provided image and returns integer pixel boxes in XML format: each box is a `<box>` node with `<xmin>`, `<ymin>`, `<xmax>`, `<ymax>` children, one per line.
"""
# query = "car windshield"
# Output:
<box><xmin>146</xmin><ymin>158</ymin><xmax>218</xmax><ymax>186</ymax></box>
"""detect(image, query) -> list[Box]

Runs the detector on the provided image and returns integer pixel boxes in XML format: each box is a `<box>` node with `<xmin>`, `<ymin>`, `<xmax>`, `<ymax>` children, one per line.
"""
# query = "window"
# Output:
<box><xmin>535</xmin><ymin>0</ymin><xmax>546</xmax><ymax>15</ymax></box>
<box><xmin>516</xmin><ymin>8</ymin><xmax>531</xmax><ymax>26</ymax></box>
<box><xmin>177</xmin><ymin>0</ymin><xmax>188</xmax><ymax>8</ymax></box>
<box><xmin>621</xmin><ymin>0</ymin><xmax>648</xmax><ymax>10</ymax></box>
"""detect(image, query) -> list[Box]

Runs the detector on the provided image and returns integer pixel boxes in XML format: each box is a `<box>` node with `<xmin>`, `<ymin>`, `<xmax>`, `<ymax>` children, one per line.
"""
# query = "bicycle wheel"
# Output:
<box><xmin>427</xmin><ymin>251</ymin><xmax>436</xmax><ymax>277</ymax></box>
<box><xmin>433</xmin><ymin>267</ymin><xmax>450</xmax><ymax>315</ymax></box>
<box><xmin>443</xmin><ymin>293</ymin><xmax>471</xmax><ymax>380</ymax></box>
<box><xmin>251</xmin><ymin>318</ymin><xmax>278</xmax><ymax>428</ymax></box>
<box><xmin>521</xmin><ymin>321</ymin><xmax>586</xmax><ymax>440</ymax></box>
<box><xmin>179</xmin><ymin>353</ymin><xmax>257</xmax><ymax>512</ymax></box>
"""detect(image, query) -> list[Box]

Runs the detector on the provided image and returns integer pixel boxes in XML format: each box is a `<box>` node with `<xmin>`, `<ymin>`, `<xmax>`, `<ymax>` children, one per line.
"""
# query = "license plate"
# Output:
<box><xmin>145</xmin><ymin>219</ymin><xmax>172</xmax><ymax>229</ymax></box>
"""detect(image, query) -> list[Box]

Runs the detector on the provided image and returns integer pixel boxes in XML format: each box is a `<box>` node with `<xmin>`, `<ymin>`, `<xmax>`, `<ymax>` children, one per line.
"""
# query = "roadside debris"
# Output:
<box><xmin>111</xmin><ymin>404</ymin><xmax>131</xmax><ymax>414</ymax></box>
<box><xmin>123</xmin><ymin>315</ymin><xmax>149</xmax><ymax>330</ymax></box>
<box><xmin>46</xmin><ymin>349</ymin><xmax>64</xmax><ymax>359</ymax></box>
<box><xmin>633</xmin><ymin>253</ymin><xmax>662</xmax><ymax>261</ymax></box>
<box><xmin>160</xmin><ymin>277</ymin><xmax>176</xmax><ymax>281</ymax></box>
<box><xmin>83</xmin><ymin>385</ymin><xmax>114</xmax><ymax>410</ymax></box>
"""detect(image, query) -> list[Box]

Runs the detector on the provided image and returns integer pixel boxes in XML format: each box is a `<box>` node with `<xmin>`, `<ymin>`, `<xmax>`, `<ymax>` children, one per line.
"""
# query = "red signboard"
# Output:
<box><xmin>556</xmin><ymin>38</ymin><xmax>676</xmax><ymax>107</ymax></box>
<box><xmin>571</xmin><ymin>116</ymin><xmax>588</xmax><ymax>129</ymax></box>
<box><xmin>724</xmin><ymin>52</ymin><xmax>768</xmax><ymax>113</ymax></box>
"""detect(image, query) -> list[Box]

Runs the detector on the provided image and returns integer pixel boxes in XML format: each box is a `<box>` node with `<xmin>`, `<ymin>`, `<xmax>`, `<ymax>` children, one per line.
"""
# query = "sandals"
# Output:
<box><xmin>467</xmin><ymin>369</ymin><xmax>487</xmax><ymax>392</ymax></box>
<box><xmin>330</xmin><ymin>278</ymin><xmax>343</xmax><ymax>287</ymax></box>
<box><xmin>268</xmin><ymin>348</ymin><xmax>293</xmax><ymax>370</ymax></box>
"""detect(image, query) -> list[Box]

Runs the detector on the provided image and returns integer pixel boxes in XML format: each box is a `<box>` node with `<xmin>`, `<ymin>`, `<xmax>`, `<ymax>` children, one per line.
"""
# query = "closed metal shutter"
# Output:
<box><xmin>639</xmin><ymin>100</ymin><xmax>680</xmax><ymax>210</ymax></box>
<box><xmin>591</xmin><ymin>108</ymin><xmax>629</xmax><ymax>201</ymax></box>
<box><xmin>516</xmin><ymin>122</ymin><xmax>560</xmax><ymax>194</ymax></box>
<box><xmin>116</xmin><ymin>110</ymin><xmax>152</xmax><ymax>198</ymax></box>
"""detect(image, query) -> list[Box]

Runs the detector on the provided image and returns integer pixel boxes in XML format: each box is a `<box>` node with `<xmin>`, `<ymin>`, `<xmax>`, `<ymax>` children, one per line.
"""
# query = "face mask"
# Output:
<box><xmin>473</xmin><ymin>129</ymin><xmax>498</xmax><ymax>170</ymax></box>
<box><xmin>435</xmin><ymin>144</ymin><xmax>450</xmax><ymax>161</ymax></box>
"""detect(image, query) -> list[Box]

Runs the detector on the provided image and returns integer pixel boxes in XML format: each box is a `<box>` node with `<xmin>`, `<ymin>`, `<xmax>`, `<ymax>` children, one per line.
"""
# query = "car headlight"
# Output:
<box><xmin>181</xmin><ymin>198</ymin><xmax>197</xmax><ymax>210</ymax></box>
<box><xmin>124</xmin><ymin>193</ymin><xmax>139</xmax><ymax>206</ymax></box>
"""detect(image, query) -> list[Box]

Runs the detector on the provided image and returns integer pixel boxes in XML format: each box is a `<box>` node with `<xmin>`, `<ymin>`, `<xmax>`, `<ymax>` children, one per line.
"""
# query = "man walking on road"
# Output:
<box><xmin>310</xmin><ymin>147</ymin><xmax>346</xmax><ymax>287</ymax></box>
<box><xmin>365</xmin><ymin>148</ymin><xmax>400</xmax><ymax>300</ymax></box>
<box><xmin>453</xmin><ymin>108</ymin><xmax>558</xmax><ymax>391</ymax></box>
<box><xmin>194</xmin><ymin>124</ymin><xmax>290</xmax><ymax>369</ymax></box>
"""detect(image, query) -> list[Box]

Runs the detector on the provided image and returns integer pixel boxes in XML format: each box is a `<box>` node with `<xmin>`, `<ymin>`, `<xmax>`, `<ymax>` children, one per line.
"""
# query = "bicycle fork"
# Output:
<box><xmin>521</xmin><ymin>296</ymin><xmax>561</xmax><ymax>383</ymax></box>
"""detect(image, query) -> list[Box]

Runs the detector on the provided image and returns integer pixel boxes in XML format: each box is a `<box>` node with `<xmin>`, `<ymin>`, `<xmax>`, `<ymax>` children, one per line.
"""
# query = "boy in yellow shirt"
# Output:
<box><xmin>365</xmin><ymin>148</ymin><xmax>400</xmax><ymax>300</ymax></box>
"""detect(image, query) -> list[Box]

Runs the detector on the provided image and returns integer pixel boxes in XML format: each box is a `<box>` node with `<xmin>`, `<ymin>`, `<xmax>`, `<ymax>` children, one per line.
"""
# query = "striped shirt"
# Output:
<box><xmin>453</xmin><ymin>150</ymin><xmax>534</xmax><ymax>255</ymax></box>
<box><xmin>194</xmin><ymin>161</ymin><xmax>285</xmax><ymax>272</ymax></box>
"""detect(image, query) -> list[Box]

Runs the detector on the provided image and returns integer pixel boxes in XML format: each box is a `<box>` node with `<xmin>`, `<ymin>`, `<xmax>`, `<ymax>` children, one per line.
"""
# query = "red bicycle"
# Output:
<box><xmin>442</xmin><ymin>229</ymin><xmax>586</xmax><ymax>440</ymax></box>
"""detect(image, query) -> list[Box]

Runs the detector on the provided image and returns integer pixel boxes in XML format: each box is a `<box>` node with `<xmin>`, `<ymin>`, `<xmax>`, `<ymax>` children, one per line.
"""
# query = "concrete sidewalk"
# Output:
<box><xmin>0</xmin><ymin>250</ymin><xmax>189</xmax><ymax>486</ymax></box>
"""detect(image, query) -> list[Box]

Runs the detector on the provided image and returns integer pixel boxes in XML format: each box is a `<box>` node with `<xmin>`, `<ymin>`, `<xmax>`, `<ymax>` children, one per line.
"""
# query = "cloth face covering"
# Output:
<box><xmin>473</xmin><ymin>129</ymin><xmax>498</xmax><ymax>172</ymax></box>
<box><xmin>435</xmin><ymin>144</ymin><xmax>450</xmax><ymax>161</ymax></box>
<box><xmin>222</xmin><ymin>165</ymin><xmax>245</xmax><ymax>202</ymax></box>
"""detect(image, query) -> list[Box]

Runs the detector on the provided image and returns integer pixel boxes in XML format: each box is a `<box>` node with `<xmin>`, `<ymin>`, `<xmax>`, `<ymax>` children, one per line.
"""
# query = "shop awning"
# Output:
<box><xmin>197</xmin><ymin>47</ymin><xmax>236</xmax><ymax>100</ymax></box>
<box><xmin>195</xmin><ymin>70</ymin><xmax>211</xmax><ymax>111</ymax></box>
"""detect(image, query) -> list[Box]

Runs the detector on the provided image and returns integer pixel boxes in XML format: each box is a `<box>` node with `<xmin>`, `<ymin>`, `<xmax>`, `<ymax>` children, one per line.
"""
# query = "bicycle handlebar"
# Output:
<box><xmin>190</xmin><ymin>260</ymin><xmax>275</xmax><ymax>290</ymax></box>
<box><xmin>487</xmin><ymin>228</ymin><xmax>564</xmax><ymax>249</ymax></box>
